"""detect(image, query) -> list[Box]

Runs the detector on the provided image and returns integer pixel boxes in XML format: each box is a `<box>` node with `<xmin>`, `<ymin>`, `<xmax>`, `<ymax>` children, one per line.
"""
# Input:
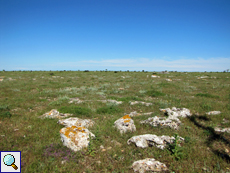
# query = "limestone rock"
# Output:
<box><xmin>114</xmin><ymin>115</ymin><xmax>136</xmax><ymax>134</ymax></box>
<box><xmin>140</xmin><ymin>116</ymin><xmax>181</xmax><ymax>130</ymax></box>
<box><xmin>129</xmin><ymin>101</ymin><xmax>153</xmax><ymax>106</ymax></box>
<box><xmin>60</xmin><ymin>126</ymin><xmax>95</xmax><ymax>152</ymax></box>
<box><xmin>166</xmin><ymin>79</ymin><xmax>172</xmax><ymax>81</ymax></box>
<box><xmin>132</xmin><ymin>158</ymin><xmax>168</xmax><ymax>173</ymax></box>
<box><xmin>160</xmin><ymin>107</ymin><xmax>191</xmax><ymax>118</ymax></box>
<box><xmin>39</xmin><ymin>109</ymin><xmax>73</xmax><ymax>119</ymax></box>
<box><xmin>127</xmin><ymin>111</ymin><xmax>153</xmax><ymax>117</ymax></box>
<box><xmin>206</xmin><ymin>111</ymin><xmax>221</xmax><ymax>115</ymax></box>
<box><xmin>127</xmin><ymin>134</ymin><xmax>184</xmax><ymax>149</ymax></box>
<box><xmin>58</xmin><ymin>117</ymin><xmax>95</xmax><ymax>128</ymax></box>
<box><xmin>214</xmin><ymin>127</ymin><xmax>230</xmax><ymax>133</ymax></box>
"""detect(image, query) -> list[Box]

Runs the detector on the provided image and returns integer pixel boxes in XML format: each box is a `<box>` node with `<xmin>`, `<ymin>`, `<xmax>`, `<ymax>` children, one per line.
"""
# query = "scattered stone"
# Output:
<box><xmin>61</xmin><ymin>160</ymin><xmax>67</xmax><ymax>164</ymax></box>
<box><xmin>166</xmin><ymin>79</ymin><xmax>172</xmax><ymax>82</ymax></box>
<box><xmin>127</xmin><ymin>134</ymin><xmax>184</xmax><ymax>149</ymax></box>
<box><xmin>0</xmin><ymin>79</ymin><xmax>3</xmax><ymax>82</ymax></box>
<box><xmin>58</xmin><ymin>117</ymin><xmax>95</xmax><ymax>128</ymax></box>
<box><xmin>39</xmin><ymin>109</ymin><xmax>73</xmax><ymax>119</ymax></box>
<box><xmin>129</xmin><ymin>101</ymin><xmax>153</xmax><ymax>106</ymax></box>
<box><xmin>118</xmin><ymin>88</ymin><xmax>125</xmax><ymax>90</ymax></box>
<box><xmin>206</xmin><ymin>111</ymin><xmax>221</xmax><ymax>115</ymax></box>
<box><xmin>114</xmin><ymin>115</ymin><xmax>136</xmax><ymax>134</ymax></box>
<box><xmin>131</xmin><ymin>158</ymin><xmax>168</xmax><ymax>173</ymax></box>
<box><xmin>214</xmin><ymin>127</ymin><xmax>230</xmax><ymax>133</ymax></box>
<box><xmin>151</xmin><ymin>75</ymin><xmax>160</xmax><ymax>78</ymax></box>
<box><xmin>140</xmin><ymin>116</ymin><xmax>181</xmax><ymax>130</ymax></box>
<box><xmin>69</xmin><ymin>98</ymin><xmax>83</xmax><ymax>104</ymax></box>
<box><xmin>160</xmin><ymin>107</ymin><xmax>191</xmax><ymax>118</ymax></box>
<box><xmin>106</xmin><ymin>99</ymin><xmax>123</xmax><ymax>105</ymax></box>
<box><xmin>121</xmin><ymin>76</ymin><xmax>125</xmax><ymax>78</ymax></box>
<box><xmin>126</xmin><ymin>111</ymin><xmax>153</xmax><ymax>117</ymax></box>
<box><xmin>60</xmin><ymin>126</ymin><xmax>95</xmax><ymax>152</ymax></box>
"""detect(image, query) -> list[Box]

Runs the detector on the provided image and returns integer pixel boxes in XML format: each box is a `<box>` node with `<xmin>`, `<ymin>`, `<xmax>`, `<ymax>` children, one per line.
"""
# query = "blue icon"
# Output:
<box><xmin>3</xmin><ymin>154</ymin><xmax>18</xmax><ymax>170</ymax></box>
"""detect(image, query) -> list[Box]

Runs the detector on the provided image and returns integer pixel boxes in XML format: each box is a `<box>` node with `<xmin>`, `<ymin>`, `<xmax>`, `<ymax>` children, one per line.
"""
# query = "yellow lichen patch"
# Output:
<box><xmin>60</xmin><ymin>125</ymin><xmax>78</xmax><ymax>138</ymax></box>
<box><xmin>76</xmin><ymin>126</ymin><xmax>86</xmax><ymax>133</ymax></box>
<box><xmin>122</xmin><ymin>115</ymin><xmax>131</xmax><ymax>119</ymax></box>
<box><xmin>124</xmin><ymin>120</ymin><xmax>130</xmax><ymax>123</ymax></box>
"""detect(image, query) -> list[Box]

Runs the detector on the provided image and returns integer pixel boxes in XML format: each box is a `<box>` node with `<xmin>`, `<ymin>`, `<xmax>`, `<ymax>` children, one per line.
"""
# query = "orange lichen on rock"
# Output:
<box><xmin>124</xmin><ymin>120</ymin><xmax>130</xmax><ymax>123</ymax></box>
<box><xmin>122</xmin><ymin>115</ymin><xmax>131</xmax><ymax>119</ymax></box>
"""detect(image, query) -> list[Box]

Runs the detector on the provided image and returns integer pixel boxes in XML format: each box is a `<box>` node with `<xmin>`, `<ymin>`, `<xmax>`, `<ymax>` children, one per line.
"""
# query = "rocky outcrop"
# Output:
<box><xmin>114</xmin><ymin>115</ymin><xmax>136</xmax><ymax>134</ymax></box>
<box><xmin>58</xmin><ymin>117</ymin><xmax>95</xmax><ymax>128</ymax></box>
<box><xmin>140</xmin><ymin>116</ymin><xmax>181</xmax><ymax>130</ymax></box>
<box><xmin>60</xmin><ymin>126</ymin><xmax>95</xmax><ymax>152</ymax></box>
<box><xmin>127</xmin><ymin>134</ymin><xmax>184</xmax><ymax>150</ymax></box>
<box><xmin>131</xmin><ymin>158</ymin><xmax>168</xmax><ymax>173</ymax></box>
<box><xmin>160</xmin><ymin>107</ymin><xmax>191</xmax><ymax>118</ymax></box>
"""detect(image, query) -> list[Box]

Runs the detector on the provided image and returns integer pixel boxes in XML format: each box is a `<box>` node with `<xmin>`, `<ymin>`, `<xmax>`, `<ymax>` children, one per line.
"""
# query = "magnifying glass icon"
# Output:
<box><xmin>3</xmin><ymin>154</ymin><xmax>18</xmax><ymax>170</ymax></box>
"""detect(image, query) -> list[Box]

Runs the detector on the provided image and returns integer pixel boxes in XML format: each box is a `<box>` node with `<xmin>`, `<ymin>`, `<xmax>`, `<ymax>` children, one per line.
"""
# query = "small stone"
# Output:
<box><xmin>206</xmin><ymin>111</ymin><xmax>221</xmax><ymax>115</ymax></box>
<box><xmin>225</xmin><ymin>148</ymin><xmax>229</xmax><ymax>153</ymax></box>
<box><xmin>101</xmin><ymin>149</ymin><xmax>106</xmax><ymax>152</ymax></box>
<box><xmin>61</xmin><ymin>160</ymin><xmax>67</xmax><ymax>164</ymax></box>
<box><xmin>132</xmin><ymin>158</ymin><xmax>168</xmax><ymax>173</ymax></box>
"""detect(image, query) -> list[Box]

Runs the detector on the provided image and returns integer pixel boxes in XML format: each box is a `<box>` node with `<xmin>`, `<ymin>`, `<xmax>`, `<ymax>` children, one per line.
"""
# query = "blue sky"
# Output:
<box><xmin>0</xmin><ymin>0</ymin><xmax>230</xmax><ymax>72</ymax></box>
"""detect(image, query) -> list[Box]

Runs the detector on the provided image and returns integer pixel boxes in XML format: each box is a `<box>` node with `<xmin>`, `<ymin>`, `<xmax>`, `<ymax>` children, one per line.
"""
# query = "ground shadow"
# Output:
<box><xmin>188</xmin><ymin>114</ymin><xmax>230</xmax><ymax>162</ymax></box>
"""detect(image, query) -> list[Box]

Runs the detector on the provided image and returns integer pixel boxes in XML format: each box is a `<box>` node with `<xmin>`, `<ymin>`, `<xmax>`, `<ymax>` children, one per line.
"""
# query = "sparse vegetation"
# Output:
<box><xmin>0</xmin><ymin>71</ymin><xmax>229</xmax><ymax>172</ymax></box>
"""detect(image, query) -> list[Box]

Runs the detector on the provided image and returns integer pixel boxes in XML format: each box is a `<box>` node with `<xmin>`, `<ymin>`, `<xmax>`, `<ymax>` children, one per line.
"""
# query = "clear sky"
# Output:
<box><xmin>0</xmin><ymin>0</ymin><xmax>230</xmax><ymax>72</ymax></box>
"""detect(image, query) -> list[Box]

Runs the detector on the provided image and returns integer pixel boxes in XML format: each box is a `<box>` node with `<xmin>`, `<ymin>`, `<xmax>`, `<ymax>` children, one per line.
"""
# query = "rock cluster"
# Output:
<box><xmin>127</xmin><ymin>134</ymin><xmax>184</xmax><ymax>150</ymax></box>
<box><xmin>131</xmin><ymin>158</ymin><xmax>168</xmax><ymax>173</ymax></box>
<box><xmin>151</xmin><ymin>75</ymin><xmax>160</xmax><ymax>78</ymax></box>
<box><xmin>68</xmin><ymin>98</ymin><xmax>83</xmax><ymax>104</ymax></box>
<box><xmin>160</xmin><ymin>107</ymin><xmax>191</xmax><ymax>118</ymax></box>
<box><xmin>114</xmin><ymin>115</ymin><xmax>136</xmax><ymax>134</ymax></box>
<box><xmin>141</xmin><ymin>107</ymin><xmax>191</xmax><ymax>130</ymax></box>
<box><xmin>140</xmin><ymin>116</ymin><xmax>181</xmax><ymax>130</ymax></box>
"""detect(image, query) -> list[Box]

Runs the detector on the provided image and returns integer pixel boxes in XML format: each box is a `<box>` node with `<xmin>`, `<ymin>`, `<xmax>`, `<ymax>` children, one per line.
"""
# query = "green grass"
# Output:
<box><xmin>0</xmin><ymin>71</ymin><xmax>230</xmax><ymax>172</ymax></box>
<box><xmin>195</xmin><ymin>93</ymin><xmax>220</xmax><ymax>99</ymax></box>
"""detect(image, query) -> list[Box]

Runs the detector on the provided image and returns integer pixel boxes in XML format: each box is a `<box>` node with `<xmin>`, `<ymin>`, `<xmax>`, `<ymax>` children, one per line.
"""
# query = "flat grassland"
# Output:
<box><xmin>0</xmin><ymin>71</ymin><xmax>229</xmax><ymax>172</ymax></box>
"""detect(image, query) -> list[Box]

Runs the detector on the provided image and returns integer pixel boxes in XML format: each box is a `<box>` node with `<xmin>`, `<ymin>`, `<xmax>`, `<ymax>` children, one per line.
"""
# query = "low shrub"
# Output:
<box><xmin>146</xmin><ymin>89</ymin><xmax>166</xmax><ymax>97</ymax></box>
<box><xmin>96</xmin><ymin>105</ymin><xmax>123</xmax><ymax>114</ymax></box>
<box><xmin>195</xmin><ymin>93</ymin><xmax>220</xmax><ymax>99</ymax></box>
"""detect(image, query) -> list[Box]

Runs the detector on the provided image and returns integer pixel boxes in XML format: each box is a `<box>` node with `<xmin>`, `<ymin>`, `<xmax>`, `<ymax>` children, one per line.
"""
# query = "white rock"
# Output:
<box><xmin>214</xmin><ymin>127</ymin><xmax>230</xmax><ymax>133</ymax></box>
<box><xmin>140</xmin><ymin>116</ymin><xmax>181</xmax><ymax>130</ymax></box>
<box><xmin>39</xmin><ymin>109</ymin><xmax>73</xmax><ymax>119</ymax></box>
<box><xmin>60</xmin><ymin>126</ymin><xmax>95</xmax><ymax>152</ymax></box>
<box><xmin>58</xmin><ymin>117</ymin><xmax>95</xmax><ymax>128</ymax></box>
<box><xmin>127</xmin><ymin>134</ymin><xmax>184</xmax><ymax>149</ymax></box>
<box><xmin>151</xmin><ymin>75</ymin><xmax>160</xmax><ymax>78</ymax></box>
<box><xmin>114</xmin><ymin>115</ymin><xmax>136</xmax><ymax>134</ymax></box>
<box><xmin>132</xmin><ymin>158</ymin><xmax>168</xmax><ymax>173</ymax></box>
<box><xmin>160</xmin><ymin>107</ymin><xmax>191</xmax><ymax>118</ymax></box>
<box><xmin>206</xmin><ymin>111</ymin><xmax>221</xmax><ymax>115</ymax></box>
<box><xmin>166</xmin><ymin>79</ymin><xmax>172</xmax><ymax>81</ymax></box>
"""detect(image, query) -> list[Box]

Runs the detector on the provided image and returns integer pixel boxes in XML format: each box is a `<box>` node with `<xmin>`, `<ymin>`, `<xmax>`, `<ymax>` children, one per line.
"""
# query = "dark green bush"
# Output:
<box><xmin>96</xmin><ymin>106</ymin><xmax>123</xmax><ymax>114</ymax></box>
